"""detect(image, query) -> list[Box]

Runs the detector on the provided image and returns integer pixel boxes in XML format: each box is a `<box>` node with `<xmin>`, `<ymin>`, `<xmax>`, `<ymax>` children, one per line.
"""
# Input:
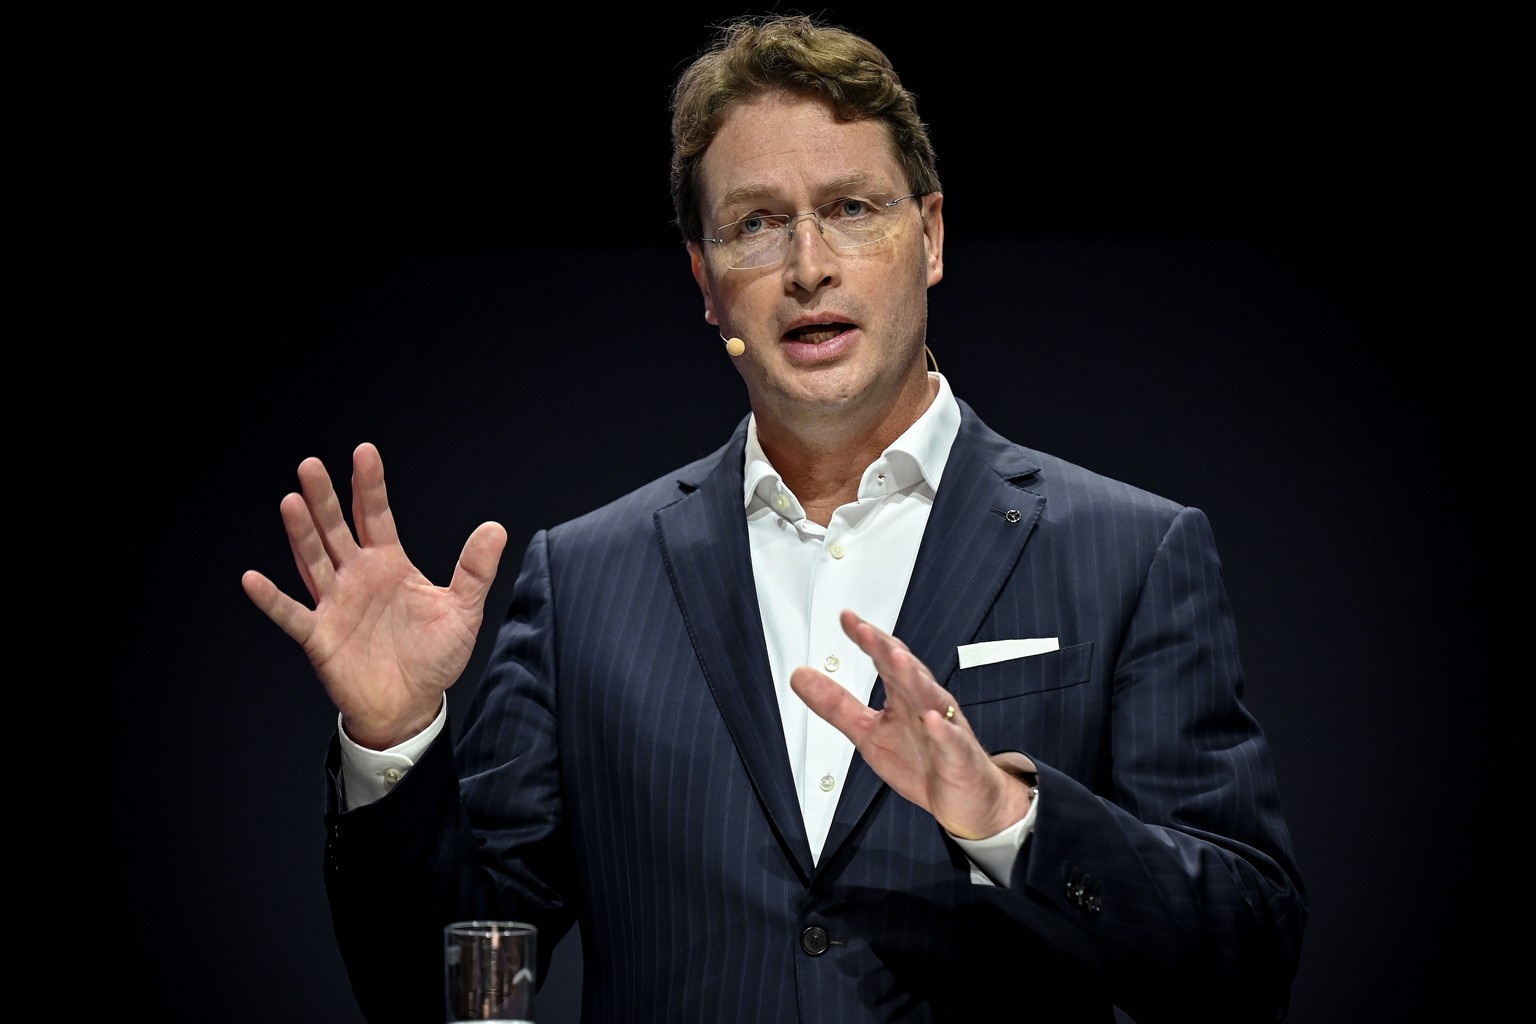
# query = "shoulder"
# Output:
<box><xmin>547</xmin><ymin>416</ymin><xmax>748</xmax><ymax>539</ymax></box>
<box><xmin>955</xmin><ymin>399</ymin><xmax>1191</xmax><ymax>526</ymax></box>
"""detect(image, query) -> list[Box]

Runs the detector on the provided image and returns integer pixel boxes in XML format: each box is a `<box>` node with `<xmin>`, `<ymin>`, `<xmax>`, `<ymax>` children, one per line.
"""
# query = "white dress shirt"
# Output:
<box><xmin>338</xmin><ymin>373</ymin><xmax>1034</xmax><ymax>883</ymax></box>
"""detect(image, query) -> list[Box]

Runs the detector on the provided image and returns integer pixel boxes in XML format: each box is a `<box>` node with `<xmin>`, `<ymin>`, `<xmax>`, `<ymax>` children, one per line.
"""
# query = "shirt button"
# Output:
<box><xmin>823</xmin><ymin>655</ymin><xmax>840</xmax><ymax>672</ymax></box>
<box><xmin>829</xmin><ymin>543</ymin><xmax>846</xmax><ymax>559</ymax></box>
<box><xmin>381</xmin><ymin>768</ymin><xmax>403</xmax><ymax>785</ymax></box>
<box><xmin>819</xmin><ymin>773</ymin><xmax>836</xmax><ymax>792</ymax></box>
<box><xmin>775</xmin><ymin>493</ymin><xmax>789</xmax><ymax>511</ymax></box>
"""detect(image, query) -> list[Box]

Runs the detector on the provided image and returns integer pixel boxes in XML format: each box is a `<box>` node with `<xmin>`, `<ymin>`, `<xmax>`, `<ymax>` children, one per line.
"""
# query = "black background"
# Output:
<box><xmin>100</xmin><ymin>5</ymin><xmax>1506</xmax><ymax>1021</ymax></box>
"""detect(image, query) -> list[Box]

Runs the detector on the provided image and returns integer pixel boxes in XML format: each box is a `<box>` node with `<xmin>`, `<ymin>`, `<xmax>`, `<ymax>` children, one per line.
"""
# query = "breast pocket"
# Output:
<box><xmin>952</xmin><ymin>641</ymin><xmax>1096</xmax><ymax>760</ymax></box>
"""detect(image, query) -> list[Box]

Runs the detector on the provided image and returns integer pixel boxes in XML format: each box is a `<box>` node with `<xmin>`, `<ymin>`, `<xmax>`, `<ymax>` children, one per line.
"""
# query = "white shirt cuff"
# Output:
<box><xmin>336</xmin><ymin>697</ymin><xmax>447</xmax><ymax>811</ymax></box>
<box><xmin>951</xmin><ymin>787</ymin><xmax>1039</xmax><ymax>885</ymax></box>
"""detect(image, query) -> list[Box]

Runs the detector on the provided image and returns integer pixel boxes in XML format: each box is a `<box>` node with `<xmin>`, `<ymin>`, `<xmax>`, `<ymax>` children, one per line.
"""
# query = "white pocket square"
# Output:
<box><xmin>957</xmin><ymin>637</ymin><xmax>1060</xmax><ymax>669</ymax></box>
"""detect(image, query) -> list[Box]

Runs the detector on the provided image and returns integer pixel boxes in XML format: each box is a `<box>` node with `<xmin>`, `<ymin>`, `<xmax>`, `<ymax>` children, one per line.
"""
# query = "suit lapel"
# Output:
<box><xmin>654</xmin><ymin>422</ymin><xmax>816</xmax><ymax>880</ymax></box>
<box><xmin>822</xmin><ymin>402</ymin><xmax>1045</xmax><ymax>863</ymax></box>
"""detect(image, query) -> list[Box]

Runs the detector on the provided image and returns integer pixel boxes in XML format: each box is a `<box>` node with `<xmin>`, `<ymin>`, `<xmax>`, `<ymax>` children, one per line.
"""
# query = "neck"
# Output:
<box><xmin>754</xmin><ymin>372</ymin><xmax>937</xmax><ymax>526</ymax></box>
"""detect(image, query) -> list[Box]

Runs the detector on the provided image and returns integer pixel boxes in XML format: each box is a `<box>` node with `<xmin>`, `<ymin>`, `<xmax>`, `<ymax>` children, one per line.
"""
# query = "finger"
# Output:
<box><xmin>449</xmin><ymin>521</ymin><xmax>509</xmax><ymax>608</ymax></box>
<box><xmin>839</xmin><ymin>610</ymin><xmax>943</xmax><ymax>714</ymax></box>
<box><xmin>280</xmin><ymin>490</ymin><xmax>335</xmax><ymax>598</ymax></box>
<box><xmin>838</xmin><ymin>608</ymin><xmax>905</xmax><ymax>650</ymax></box>
<box><xmin>925</xmin><ymin>701</ymin><xmax>971</xmax><ymax>746</ymax></box>
<box><xmin>790</xmin><ymin>666</ymin><xmax>876</xmax><ymax>738</ymax></box>
<box><xmin>838</xmin><ymin>610</ymin><xmax>916</xmax><ymax>672</ymax></box>
<box><xmin>297</xmin><ymin>455</ymin><xmax>361</xmax><ymax>565</ymax></box>
<box><xmin>241</xmin><ymin>569</ymin><xmax>316</xmax><ymax>645</ymax></box>
<box><xmin>350</xmin><ymin>442</ymin><xmax>401</xmax><ymax>549</ymax></box>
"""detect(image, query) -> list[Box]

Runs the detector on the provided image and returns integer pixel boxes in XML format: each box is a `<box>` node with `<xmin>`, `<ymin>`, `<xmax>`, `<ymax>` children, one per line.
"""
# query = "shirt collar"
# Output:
<box><xmin>743</xmin><ymin>372</ymin><xmax>962</xmax><ymax>516</ymax></box>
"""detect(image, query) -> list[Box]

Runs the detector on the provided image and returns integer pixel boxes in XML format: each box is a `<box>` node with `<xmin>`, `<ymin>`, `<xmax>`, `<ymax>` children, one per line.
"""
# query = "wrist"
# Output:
<box><xmin>990</xmin><ymin>752</ymin><xmax>1040</xmax><ymax>812</ymax></box>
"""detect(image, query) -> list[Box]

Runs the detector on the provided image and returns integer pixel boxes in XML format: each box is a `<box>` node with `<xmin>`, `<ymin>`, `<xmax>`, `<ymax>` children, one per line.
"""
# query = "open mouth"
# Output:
<box><xmin>785</xmin><ymin>323</ymin><xmax>853</xmax><ymax>344</ymax></box>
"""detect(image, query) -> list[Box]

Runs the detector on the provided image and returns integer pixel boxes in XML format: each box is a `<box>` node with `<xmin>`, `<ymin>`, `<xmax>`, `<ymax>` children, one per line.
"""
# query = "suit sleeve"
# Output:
<box><xmin>1006</xmin><ymin>506</ymin><xmax>1308</xmax><ymax>1023</ymax></box>
<box><xmin>322</xmin><ymin>529</ymin><xmax>574</xmax><ymax>1024</ymax></box>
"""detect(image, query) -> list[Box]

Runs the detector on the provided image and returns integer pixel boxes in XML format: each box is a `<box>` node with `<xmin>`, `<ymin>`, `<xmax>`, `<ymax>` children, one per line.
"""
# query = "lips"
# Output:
<box><xmin>785</xmin><ymin>322</ymin><xmax>854</xmax><ymax>344</ymax></box>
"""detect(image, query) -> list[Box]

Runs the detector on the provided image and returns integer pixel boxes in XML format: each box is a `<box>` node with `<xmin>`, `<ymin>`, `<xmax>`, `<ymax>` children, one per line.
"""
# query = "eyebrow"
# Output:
<box><xmin>715</xmin><ymin>173</ymin><xmax>890</xmax><ymax>218</ymax></box>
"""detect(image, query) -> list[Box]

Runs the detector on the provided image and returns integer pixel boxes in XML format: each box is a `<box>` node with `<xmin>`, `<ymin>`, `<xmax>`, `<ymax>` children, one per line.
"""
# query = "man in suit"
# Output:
<box><xmin>242</xmin><ymin>13</ymin><xmax>1306</xmax><ymax>1023</ymax></box>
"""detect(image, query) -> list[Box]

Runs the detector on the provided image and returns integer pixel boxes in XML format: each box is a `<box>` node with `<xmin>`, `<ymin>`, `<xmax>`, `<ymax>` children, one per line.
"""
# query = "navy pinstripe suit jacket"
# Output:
<box><xmin>324</xmin><ymin>400</ymin><xmax>1306</xmax><ymax>1024</ymax></box>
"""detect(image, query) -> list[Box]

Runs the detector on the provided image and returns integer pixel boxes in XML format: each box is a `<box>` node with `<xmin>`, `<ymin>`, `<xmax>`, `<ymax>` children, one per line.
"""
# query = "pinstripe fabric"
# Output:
<box><xmin>324</xmin><ymin>401</ymin><xmax>1306</xmax><ymax>1024</ymax></box>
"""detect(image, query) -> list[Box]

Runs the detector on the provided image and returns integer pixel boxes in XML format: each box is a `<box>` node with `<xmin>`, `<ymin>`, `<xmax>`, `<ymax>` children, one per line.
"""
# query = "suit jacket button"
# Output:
<box><xmin>800</xmin><ymin>926</ymin><xmax>830</xmax><ymax>956</ymax></box>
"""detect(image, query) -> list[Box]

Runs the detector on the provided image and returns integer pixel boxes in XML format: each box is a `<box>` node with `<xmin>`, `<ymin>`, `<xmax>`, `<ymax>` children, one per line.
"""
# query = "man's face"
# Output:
<box><xmin>688</xmin><ymin>90</ymin><xmax>944</xmax><ymax>436</ymax></box>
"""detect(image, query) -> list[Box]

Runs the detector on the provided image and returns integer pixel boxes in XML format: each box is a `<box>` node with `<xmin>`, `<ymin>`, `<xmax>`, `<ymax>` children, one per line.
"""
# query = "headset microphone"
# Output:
<box><xmin>722</xmin><ymin>335</ymin><xmax>746</xmax><ymax>357</ymax></box>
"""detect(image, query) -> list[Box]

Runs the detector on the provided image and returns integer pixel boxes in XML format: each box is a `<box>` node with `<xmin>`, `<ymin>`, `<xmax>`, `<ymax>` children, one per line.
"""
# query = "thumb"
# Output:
<box><xmin>450</xmin><ymin>521</ymin><xmax>509</xmax><ymax>607</ymax></box>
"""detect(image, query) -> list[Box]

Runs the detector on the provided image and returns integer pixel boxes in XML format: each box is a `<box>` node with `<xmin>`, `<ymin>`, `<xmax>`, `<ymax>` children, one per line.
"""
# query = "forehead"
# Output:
<box><xmin>698</xmin><ymin>91</ymin><xmax>905</xmax><ymax>215</ymax></box>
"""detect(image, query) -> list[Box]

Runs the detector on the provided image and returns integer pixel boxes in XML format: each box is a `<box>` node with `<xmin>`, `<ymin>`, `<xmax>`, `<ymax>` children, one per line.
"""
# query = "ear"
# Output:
<box><xmin>920</xmin><ymin>193</ymin><xmax>945</xmax><ymax>287</ymax></box>
<box><xmin>687</xmin><ymin>242</ymin><xmax>720</xmax><ymax>326</ymax></box>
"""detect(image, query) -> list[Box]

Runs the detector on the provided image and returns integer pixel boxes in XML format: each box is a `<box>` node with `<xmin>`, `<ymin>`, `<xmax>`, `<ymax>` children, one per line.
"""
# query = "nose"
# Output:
<box><xmin>782</xmin><ymin>211</ymin><xmax>838</xmax><ymax>291</ymax></box>
<box><xmin>784</xmin><ymin>209</ymin><xmax>823</xmax><ymax>241</ymax></box>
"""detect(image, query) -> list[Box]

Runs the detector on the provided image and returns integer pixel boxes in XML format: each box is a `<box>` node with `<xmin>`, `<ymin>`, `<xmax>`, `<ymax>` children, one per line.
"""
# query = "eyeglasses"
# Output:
<box><xmin>700</xmin><ymin>193</ymin><xmax>922</xmax><ymax>270</ymax></box>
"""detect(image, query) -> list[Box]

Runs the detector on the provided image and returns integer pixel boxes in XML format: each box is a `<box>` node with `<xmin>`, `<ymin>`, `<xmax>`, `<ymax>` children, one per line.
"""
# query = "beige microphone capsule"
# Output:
<box><xmin>723</xmin><ymin>336</ymin><xmax>746</xmax><ymax>357</ymax></box>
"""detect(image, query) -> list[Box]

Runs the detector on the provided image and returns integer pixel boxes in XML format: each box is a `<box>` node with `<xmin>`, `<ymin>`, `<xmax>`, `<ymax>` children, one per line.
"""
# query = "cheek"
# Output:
<box><xmin>712</xmin><ymin>276</ymin><xmax>774</xmax><ymax>331</ymax></box>
<box><xmin>883</xmin><ymin>262</ymin><xmax>932</xmax><ymax>333</ymax></box>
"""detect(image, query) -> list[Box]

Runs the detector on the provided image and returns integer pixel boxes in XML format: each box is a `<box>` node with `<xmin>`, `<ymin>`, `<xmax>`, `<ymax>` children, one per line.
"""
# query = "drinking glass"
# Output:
<box><xmin>444</xmin><ymin>920</ymin><xmax>537</xmax><ymax>1023</ymax></box>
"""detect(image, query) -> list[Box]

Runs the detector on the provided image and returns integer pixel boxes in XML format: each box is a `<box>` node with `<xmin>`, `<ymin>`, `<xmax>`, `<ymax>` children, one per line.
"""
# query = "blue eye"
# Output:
<box><xmin>703</xmin><ymin>194</ymin><xmax>917</xmax><ymax>269</ymax></box>
<box><xmin>819</xmin><ymin>196</ymin><xmax>875</xmax><ymax>222</ymax></box>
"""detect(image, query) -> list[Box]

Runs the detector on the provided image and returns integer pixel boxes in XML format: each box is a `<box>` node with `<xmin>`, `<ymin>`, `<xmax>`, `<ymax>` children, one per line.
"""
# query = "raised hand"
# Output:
<box><xmin>790</xmin><ymin>609</ymin><xmax>1033</xmax><ymax>840</ymax></box>
<box><xmin>241</xmin><ymin>442</ymin><xmax>508</xmax><ymax>749</ymax></box>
